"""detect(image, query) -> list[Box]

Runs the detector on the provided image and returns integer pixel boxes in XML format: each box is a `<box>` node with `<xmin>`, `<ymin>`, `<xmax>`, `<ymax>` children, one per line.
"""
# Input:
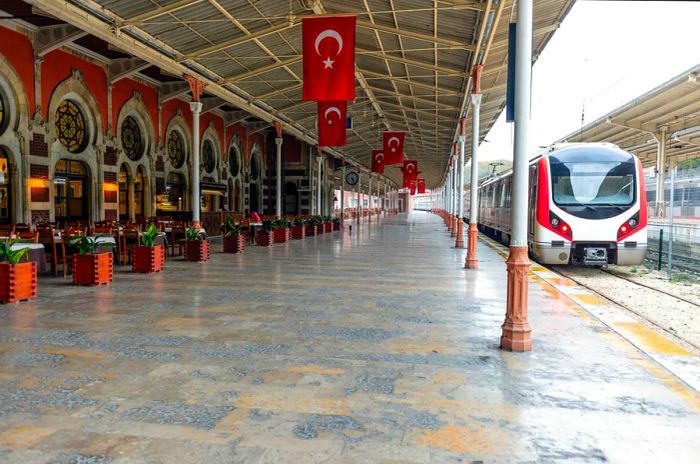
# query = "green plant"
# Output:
<box><xmin>70</xmin><ymin>236</ymin><xmax>116</xmax><ymax>255</ymax></box>
<box><xmin>140</xmin><ymin>223</ymin><xmax>160</xmax><ymax>247</ymax></box>
<box><xmin>629</xmin><ymin>267</ymin><xmax>638</xmax><ymax>274</ymax></box>
<box><xmin>671</xmin><ymin>273</ymin><xmax>691</xmax><ymax>283</ymax></box>
<box><xmin>292</xmin><ymin>217</ymin><xmax>305</xmax><ymax>227</ymax></box>
<box><xmin>186</xmin><ymin>227</ymin><xmax>206</xmax><ymax>241</ymax></box>
<box><xmin>0</xmin><ymin>239</ymin><xmax>30</xmax><ymax>265</ymax></box>
<box><xmin>225</xmin><ymin>217</ymin><xmax>241</xmax><ymax>236</ymax></box>
<box><xmin>322</xmin><ymin>215</ymin><xmax>332</xmax><ymax>222</ymax></box>
<box><xmin>262</xmin><ymin>219</ymin><xmax>276</xmax><ymax>232</ymax></box>
<box><xmin>275</xmin><ymin>218</ymin><xmax>288</xmax><ymax>229</ymax></box>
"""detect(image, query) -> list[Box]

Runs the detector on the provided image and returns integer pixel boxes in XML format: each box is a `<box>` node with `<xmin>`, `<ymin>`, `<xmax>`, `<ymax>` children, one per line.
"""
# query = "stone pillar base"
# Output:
<box><xmin>450</xmin><ymin>216</ymin><xmax>457</xmax><ymax>237</ymax></box>
<box><xmin>500</xmin><ymin>246</ymin><xmax>532</xmax><ymax>352</ymax></box>
<box><xmin>465</xmin><ymin>223</ymin><xmax>479</xmax><ymax>269</ymax></box>
<box><xmin>455</xmin><ymin>219</ymin><xmax>464</xmax><ymax>248</ymax></box>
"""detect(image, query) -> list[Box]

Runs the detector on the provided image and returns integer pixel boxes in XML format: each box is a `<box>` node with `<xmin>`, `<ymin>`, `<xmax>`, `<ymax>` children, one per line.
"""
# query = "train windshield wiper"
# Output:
<box><xmin>590</xmin><ymin>203</ymin><xmax>625</xmax><ymax>210</ymax></box>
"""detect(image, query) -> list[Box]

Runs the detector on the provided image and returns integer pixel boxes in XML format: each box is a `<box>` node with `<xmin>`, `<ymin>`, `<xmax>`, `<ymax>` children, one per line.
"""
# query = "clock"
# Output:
<box><xmin>345</xmin><ymin>171</ymin><xmax>359</xmax><ymax>186</ymax></box>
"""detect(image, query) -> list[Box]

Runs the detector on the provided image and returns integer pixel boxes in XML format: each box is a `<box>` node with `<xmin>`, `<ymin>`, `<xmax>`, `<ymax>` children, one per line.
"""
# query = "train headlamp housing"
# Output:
<box><xmin>617</xmin><ymin>212</ymin><xmax>641</xmax><ymax>241</ymax></box>
<box><xmin>549</xmin><ymin>211</ymin><xmax>572</xmax><ymax>240</ymax></box>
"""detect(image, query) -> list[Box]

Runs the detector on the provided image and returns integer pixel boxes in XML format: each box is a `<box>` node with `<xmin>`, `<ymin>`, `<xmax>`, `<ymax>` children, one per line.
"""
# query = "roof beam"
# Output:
<box><xmin>183</xmin><ymin>22</ymin><xmax>294</xmax><ymax>60</ymax></box>
<box><xmin>365</xmin><ymin>86</ymin><xmax>457</xmax><ymax>108</ymax></box>
<box><xmin>158</xmin><ymin>82</ymin><xmax>190</xmax><ymax>105</ymax></box>
<box><xmin>357</xmin><ymin>48</ymin><xmax>466</xmax><ymax>75</ymax></box>
<box><xmin>121</xmin><ymin>0</ymin><xmax>205</xmax><ymax>26</ymax></box>
<box><xmin>359</xmin><ymin>68</ymin><xmax>462</xmax><ymax>96</ymax></box>
<box><xmin>35</xmin><ymin>24</ymin><xmax>88</xmax><ymax>57</ymax></box>
<box><xmin>225</xmin><ymin>56</ymin><xmax>302</xmax><ymax>82</ymax></box>
<box><xmin>108</xmin><ymin>57</ymin><xmax>150</xmax><ymax>85</ymax></box>
<box><xmin>357</xmin><ymin>20</ymin><xmax>473</xmax><ymax>50</ymax></box>
<box><xmin>255</xmin><ymin>83</ymin><xmax>302</xmax><ymax>101</ymax></box>
<box><xmin>201</xmin><ymin>96</ymin><xmax>227</xmax><ymax>114</ymax></box>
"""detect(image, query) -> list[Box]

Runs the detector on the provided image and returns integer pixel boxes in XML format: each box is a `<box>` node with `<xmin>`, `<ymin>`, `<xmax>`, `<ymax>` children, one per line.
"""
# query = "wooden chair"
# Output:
<box><xmin>38</xmin><ymin>226</ymin><xmax>67</xmax><ymax>277</ymax></box>
<box><xmin>122</xmin><ymin>225</ymin><xmax>140</xmax><ymax>264</ymax></box>
<box><xmin>169</xmin><ymin>223</ymin><xmax>186</xmax><ymax>257</ymax></box>
<box><xmin>16</xmin><ymin>231</ymin><xmax>39</xmax><ymax>243</ymax></box>
<box><xmin>14</xmin><ymin>223</ymin><xmax>31</xmax><ymax>233</ymax></box>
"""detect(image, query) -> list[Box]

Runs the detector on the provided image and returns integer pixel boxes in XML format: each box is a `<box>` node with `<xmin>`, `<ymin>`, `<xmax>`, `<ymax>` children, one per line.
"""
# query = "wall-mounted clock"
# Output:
<box><xmin>345</xmin><ymin>171</ymin><xmax>359</xmax><ymax>186</ymax></box>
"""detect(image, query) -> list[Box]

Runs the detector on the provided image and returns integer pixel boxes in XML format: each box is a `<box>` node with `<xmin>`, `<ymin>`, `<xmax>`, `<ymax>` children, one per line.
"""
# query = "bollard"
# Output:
<box><xmin>657</xmin><ymin>229</ymin><xmax>663</xmax><ymax>272</ymax></box>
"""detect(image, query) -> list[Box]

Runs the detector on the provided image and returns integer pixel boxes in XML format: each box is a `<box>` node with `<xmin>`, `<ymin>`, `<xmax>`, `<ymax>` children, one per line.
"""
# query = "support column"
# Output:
<box><xmin>501</xmin><ymin>0</ymin><xmax>533</xmax><ymax>352</ymax></box>
<box><xmin>654</xmin><ymin>128</ymin><xmax>668</xmax><ymax>218</ymax></box>
<box><xmin>368</xmin><ymin>175</ymin><xmax>373</xmax><ymax>222</ymax></box>
<box><xmin>275</xmin><ymin>137</ymin><xmax>283</xmax><ymax>217</ymax></box>
<box><xmin>455</xmin><ymin>119</ymin><xmax>467</xmax><ymax>248</ymax></box>
<box><xmin>127</xmin><ymin>177</ymin><xmax>136</xmax><ymax>223</ymax></box>
<box><xmin>340</xmin><ymin>164</ymin><xmax>346</xmax><ymax>223</ymax></box>
<box><xmin>450</xmin><ymin>156</ymin><xmax>458</xmax><ymax>237</ymax></box>
<box><xmin>316</xmin><ymin>155</ymin><xmax>323</xmax><ymax>215</ymax></box>
<box><xmin>185</xmin><ymin>75</ymin><xmax>205</xmax><ymax>227</ymax></box>
<box><xmin>466</xmin><ymin>80</ymin><xmax>482</xmax><ymax>268</ymax></box>
<box><xmin>356</xmin><ymin>171</ymin><xmax>362</xmax><ymax>224</ymax></box>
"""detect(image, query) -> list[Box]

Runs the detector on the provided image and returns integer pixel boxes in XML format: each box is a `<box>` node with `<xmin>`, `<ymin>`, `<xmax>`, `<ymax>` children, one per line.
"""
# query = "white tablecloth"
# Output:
<box><xmin>10</xmin><ymin>243</ymin><xmax>45</xmax><ymax>251</ymax></box>
<box><xmin>56</xmin><ymin>235</ymin><xmax>116</xmax><ymax>245</ymax></box>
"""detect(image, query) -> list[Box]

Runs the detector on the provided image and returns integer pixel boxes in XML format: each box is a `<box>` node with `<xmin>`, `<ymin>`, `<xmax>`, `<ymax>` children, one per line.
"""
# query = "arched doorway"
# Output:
<box><xmin>134</xmin><ymin>166</ymin><xmax>145</xmax><ymax>221</ymax></box>
<box><xmin>249</xmin><ymin>183</ymin><xmax>259</xmax><ymax>215</ymax></box>
<box><xmin>54</xmin><ymin>159</ymin><xmax>89</xmax><ymax>224</ymax></box>
<box><xmin>0</xmin><ymin>148</ymin><xmax>12</xmax><ymax>225</ymax></box>
<box><xmin>118</xmin><ymin>164</ymin><xmax>130</xmax><ymax>219</ymax></box>
<box><xmin>284</xmin><ymin>181</ymin><xmax>298</xmax><ymax>215</ymax></box>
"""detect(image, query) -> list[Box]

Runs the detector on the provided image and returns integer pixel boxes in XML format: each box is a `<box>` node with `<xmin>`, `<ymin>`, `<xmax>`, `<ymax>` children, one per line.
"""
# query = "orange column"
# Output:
<box><xmin>500</xmin><ymin>246</ymin><xmax>532</xmax><ymax>351</ymax></box>
<box><xmin>465</xmin><ymin>224</ymin><xmax>478</xmax><ymax>268</ymax></box>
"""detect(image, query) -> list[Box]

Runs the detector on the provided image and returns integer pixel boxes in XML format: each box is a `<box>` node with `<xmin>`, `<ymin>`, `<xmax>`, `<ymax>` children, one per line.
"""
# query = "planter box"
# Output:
<box><xmin>73</xmin><ymin>253</ymin><xmax>113</xmax><ymax>286</ymax></box>
<box><xmin>0</xmin><ymin>262</ymin><xmax>37</xmax><ymax>304</ymax></box>
<box><xmin>333</xmin><ymin>221</ymin><xmax>341</xmax><ymax>231</ymax></box>
<box><xmin>291</xmin><ymin>225</ymin><xmax>306</xmax><ymax>240</ymax></box>
<box><xmin>323</xmin><ymin>222</ymin><xmax>332</xmax><ymax>233</ymax></box>
<box><xmin>305</xmin><ymin>225</ymin><xmax>317</xmax><ymax>237</ymax></box>
<box><xmin>274</xmin><ymin>227</ymin><xmax>290</xmax><ymax>243</ymax></box>
<box><xmin>257</xmin><ymin>230</ymin><xmax>274</xmax><ymax>247</ymax></box>
<box><xmin>132</xmin><ymin>245</ymin><xmax>165</xmax><ymax>273</ymax></box>
<box><xmin>223</xmin><ymin>234</ymin><xmax>245</xmax><ymax>254</ymax></box>
<box><xmin>184</xmin><ymin>240</ymin><xmax>210</xmax><ymax>262</ymax></box>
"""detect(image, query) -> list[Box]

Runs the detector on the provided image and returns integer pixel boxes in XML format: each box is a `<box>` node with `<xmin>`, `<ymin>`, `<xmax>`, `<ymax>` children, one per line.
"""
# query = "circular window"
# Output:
<box><xmin>202</xmin><ymin>140</ymin><xmax>215</xmax><ymax>173</ymax></box>
<box><xmin>167</xmin><ymin>130</ymin><xmax>185</xmax><ymax>168</ymax></box>
<box><xmin>55</xmin><ymin>100</ymin><xmax>88</xmax><ymax>153</ymax></box>
<box><xmin>121</xmin><ymin>116</ymin><xmax>144</xmax><ymax>161</ymax></box>
<box><xmin>0</xmin><ymin>89</ymin><xmax>8</xmax><ymax>136</ymax></box>
<box><xmin>228</xmin><ymin>144</ymin><xmax>240</xmax><ymax>177</ymax></box>
<box><xmin>250</xmin><ymin>153</ymin><xmax>260</xmax><ymax>180</ymax></box>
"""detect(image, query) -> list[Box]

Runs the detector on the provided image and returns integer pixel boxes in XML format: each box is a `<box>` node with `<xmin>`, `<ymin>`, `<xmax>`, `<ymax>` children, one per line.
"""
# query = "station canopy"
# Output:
<box><xmin>558</xmin><ymin>64</ymin><xmax>700</xmax><ymax>168</ymax></box>
<box><xmin>26</xmin><ymin>0</ymin><xmax>573</xmax><ymax>188</ymax></box>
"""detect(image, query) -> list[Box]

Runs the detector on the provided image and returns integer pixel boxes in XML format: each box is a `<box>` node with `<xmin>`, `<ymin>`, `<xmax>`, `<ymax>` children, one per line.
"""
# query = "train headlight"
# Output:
<box><xmin>618</xmin><ymin>212</ymin><xmax>641</xmax><ymax>241</ymax></box>
<box><xmin>548</xmin><ymin>211</ymin><xmax>572</xmax><ymax>240</ymax></box>
<box><xmin>628</xmin><ymin>218</ymin><xmax>638</xmax><ymax>228</ymax></box>
<box><xmin>551</xmin><ymin>217</ymin><xmax>560</xmax><ymax>227</ymax></box>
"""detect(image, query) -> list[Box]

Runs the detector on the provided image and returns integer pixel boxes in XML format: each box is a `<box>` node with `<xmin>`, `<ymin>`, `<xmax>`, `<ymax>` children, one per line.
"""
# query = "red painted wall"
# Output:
<box><xmin>42</xmin><ymin>49</ymin><xmax>108</xmax><ymax>129</ymax></box>
<box><xmin>0</xmin><ymin>26</ymin><xmax>35</xmax><ymax>111</ymax></box>
<box><xmin>111</xmin><ymin>77</ymin><xmax>158</xmax><ymax>136</ymax></box>
<box><xmin>161</xmin><ymin>99</ymin><xmax>192</xmax><ymax>141</ymax></box>
<box><xmin>200</xmin><ymin>112</ymin><xmax>225</xmax><ymax>157</ymax></box>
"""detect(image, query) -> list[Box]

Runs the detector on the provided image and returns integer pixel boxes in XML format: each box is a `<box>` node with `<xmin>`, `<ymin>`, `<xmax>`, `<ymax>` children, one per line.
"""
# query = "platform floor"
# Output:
<box><xmin>0</xmin><ymin>212</ymin><xmax>699</xmax><ymax>463</ymax></box>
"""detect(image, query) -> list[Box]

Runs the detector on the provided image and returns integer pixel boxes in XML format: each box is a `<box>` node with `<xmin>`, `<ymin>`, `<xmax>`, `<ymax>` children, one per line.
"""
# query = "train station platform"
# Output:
<box><xmin>1</xmin><ymin>212</ymin><xmax>699</xmax><ymax>462</ymax></box>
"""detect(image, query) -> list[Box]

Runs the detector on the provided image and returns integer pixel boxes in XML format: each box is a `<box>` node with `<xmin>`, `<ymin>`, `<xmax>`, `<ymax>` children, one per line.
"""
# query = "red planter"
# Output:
<box><xmin>184</xmin><ymin>240</ymin><xmax>210</xmax><ymax>262</ymax></box>
<box><xmin>291</xmin><ymin>225</ymin><xmax>306</xmax><ymax>240</ymax></box>
<box><xmin>73</xmin><ymin>253</ymin><xmax>113</xmax><ymax>286</ymax></box>
<box><xmin>223</xmin><ymin>234</ymin><xmax>245</xmax><ymax>253</ymax></box>
<box><xmin>132</xmin><ymin>245</ymin><xmax>165</xmax><ymax>273</ymax></box>
<box><xmin>257</xmin><ymin>230</ymin><xmax>274</xmax><ymax>246</ymax></box>
<box><xmin>274</xmin><ymin>227</ymin><xmax>290</xmax><ymax>243</ymax></box>
<box><xmin>305</xmin><ymin>225</ymin><xmax>317</xmax><ymax>237</ymax></box>
<box><xmin>0</xmin><ymin>262</ymin><xmax>37</xmax><ymax>303</ymax></box>
<box><xmin>324</xmin><ymin>222</ymin><xmax>332</xmax><ymax>233</ymax></box>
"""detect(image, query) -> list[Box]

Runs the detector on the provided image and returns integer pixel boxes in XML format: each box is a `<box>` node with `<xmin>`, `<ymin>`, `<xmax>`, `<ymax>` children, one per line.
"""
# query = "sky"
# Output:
<box><xmin>479</xmin><ymin>0</ymin><xmax>700</xmax><ymax>162</ymax></box>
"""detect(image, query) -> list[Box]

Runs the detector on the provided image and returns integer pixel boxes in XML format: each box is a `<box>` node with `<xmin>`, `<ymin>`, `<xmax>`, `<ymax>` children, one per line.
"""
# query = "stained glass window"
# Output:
<box><xmin>0</xmin><ymin>89</ymin><xmax>8</xmax><ymax>136</ymax></box>
<box><xmin>202</xmin><ymin>140</ymin><xmax>215</xmax><ymax>173</ymax></box>
<box><xmin>167</xmin><ymin>130</ymin><xmax>185</xmax><ymax>168</ymax></box>
<box><xmin>121</xmin><ymin>116</ymin><xmax>143</xmax><ymax>161</ymax></box>
<box><xmin>228</xmin><ymin>144</ymin><xmax>240</xmax><ymax>177</ymax></box>
<box><xmin>55</xmin><ymin>100</ymin><xmax>87</xmax><ymax>153</ymax></box>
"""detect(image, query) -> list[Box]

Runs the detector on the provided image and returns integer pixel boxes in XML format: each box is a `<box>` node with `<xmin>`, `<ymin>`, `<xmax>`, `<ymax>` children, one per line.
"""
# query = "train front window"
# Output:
<box><xmin>551</xmin><ymin>160</ymin><xmax>635</xmax><ymax>207</ymax></box>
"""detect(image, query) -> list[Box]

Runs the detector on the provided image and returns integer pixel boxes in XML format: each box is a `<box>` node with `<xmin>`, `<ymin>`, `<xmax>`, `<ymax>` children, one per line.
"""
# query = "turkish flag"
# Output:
<box><xmin>383</xmin><ymin>131</ymin><xmax>405</xmax><ymax>164</ymax></box>
<box><xmin>317</xmin><ymin>101</ymin><xmax>347</xmax><ymax>147</ymax></box>
<box><xmin>371</xmin><ymin>149</ymin><xmax>384</xmax><ymax>173</ymax></box>
<box><xmin>417</xmin><ymin>178</ymin><xmax>426</xmax><ymax>194</ymax></box>
<box><xmin>401</xmin><ymin>160</ymin><xmax>419</xmax><ymax>181</ymax></box>
<box><xmin>402</xmin><ymin>176</ymin><xmax>412</xmax><ymax>188</ymax></box>
<box><xmin>409</xmin><ymin>180</ymin><xmax>417</xmax><ymax>195</ymax></box>
<box><xmin>302</xmin><ymin>15</ymin><xmax>356</xmax><ymax>101</ymax></box>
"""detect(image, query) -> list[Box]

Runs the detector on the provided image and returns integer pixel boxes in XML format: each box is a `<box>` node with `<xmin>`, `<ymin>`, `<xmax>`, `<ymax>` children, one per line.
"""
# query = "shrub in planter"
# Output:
<box><xmin>274</xmin><ymin>218</ymin><xmax>290</xmax><ymax>243</ymax></box>
<box><xmin>184</xmin><ymin>227</ymin><xmax>210</xmax><ymax>262</ymax></box>
<box><xmin>223</xmin><ymin>217</ymin><xmax>245</xmax><ymax>254</ymax></box>
<box><xmin>291</xmin><ymin>217</ymin><xmax>306</xmax><ymax>239</ymax></box>
<box><xmin>133</xmin><ymin>223</ymin><xmax>165</xmax><ymax>273</ymax></box>
<box><xmin>305</xmin><ymin>217</ymin><xmax>319</xmax><ymax>237</ymax></box>
<box><xmin>322</xmin><ymin>215</ymin><xmax>333</xmax><ymax>233</ymax></box>
<box><xmin>257</xmin><ymin>219</ymin><xmax>275</xmax><ymax>246</ymax></box>
<box><xmin>0</xmin><ymin>240</ymin><xmax>36</xmax><ymax>304</ymax></box>
<box><xmin>70</xmin><ymin>236</ymin><xmax>115</xmax><ymax>286</ymax></box>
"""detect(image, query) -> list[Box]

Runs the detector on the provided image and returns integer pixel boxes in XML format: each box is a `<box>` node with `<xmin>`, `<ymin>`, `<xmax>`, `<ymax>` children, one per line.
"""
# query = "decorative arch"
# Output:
<box><xmin>226</xmin><ymin>132</ymin><xmax>242</xmax><ymax>179</ymax></box>
<box><xmin>116</xmin><ymin>91</ymin><xmax>155</xmax><ymax>163</ymax></box>
<box><xmin>201</xmin><ymin>122</ymin><xmax>221</xmax><ymax>181</ymax></box>
<box><xmin>164</xmin><ymin>108</ymin><xmax>191</xmax><ymax>172</ymax></box>
<box><xmin>0</xmin><ymin>53</ymin><xmax>30</xmax><ymax>132</ymax></box>
<box><xmin>47</xmin><ymin>69</ymin><xmax>103</xmax><ymax>148</ymax></box>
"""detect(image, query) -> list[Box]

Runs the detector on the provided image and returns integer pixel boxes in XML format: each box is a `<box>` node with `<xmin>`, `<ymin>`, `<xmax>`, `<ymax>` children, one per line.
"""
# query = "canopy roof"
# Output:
<box><xmin>558</xmin><ymin>64</ymin><xmax>700</xmax><ymax>168</ymax></box>
<box><xmin>24</xmin><ymin>0</ymin><xmax>574</xmax><ymax>187</ymax></box>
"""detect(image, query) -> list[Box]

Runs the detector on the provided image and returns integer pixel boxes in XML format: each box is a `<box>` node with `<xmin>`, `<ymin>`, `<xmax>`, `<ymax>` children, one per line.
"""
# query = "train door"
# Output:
<box><xmin>528</xmin><ymin>164</ymin><xmax>538</xmax><ymax>239</ymax></box>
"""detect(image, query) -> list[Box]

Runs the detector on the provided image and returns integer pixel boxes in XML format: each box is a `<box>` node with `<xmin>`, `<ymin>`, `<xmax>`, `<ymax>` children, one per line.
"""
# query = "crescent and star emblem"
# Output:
<box><xmin>315</xmin><ymin>29</ymin><xmax>343</xmax><ymax>69</ymax></box>
<box><xmin>374</xmin><ymin>152</ymin><xmax>384</xmax><ymax>163</ymax></box>
<box><xmin>387</xmin><ymin>136</ymin><xmax>400</xmax><ymax>153</ymax></box>
<box><xmin>324</xmin><ymin>106</ymin><xmax>342</xmax><ymax>125</ymax></box>
<box><xmin>406</xmin><ymin>163</ymin><xmax>415</xmax><ymax>172</ymax></box>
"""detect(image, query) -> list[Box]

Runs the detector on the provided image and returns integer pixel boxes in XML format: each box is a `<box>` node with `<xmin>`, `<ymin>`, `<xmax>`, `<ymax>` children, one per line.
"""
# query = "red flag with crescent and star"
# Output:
<box><xmin>417</xmin><ymin>178</ymin><xmax>426</xmax><ymax>194</ymax></box>
<box><xmin>371</xmin><ymin>149</ymin><xmax>384</xmax><ymax>173</ymax></box>
<box><xmin>317</xmin><ymin>101</ymin><xmax>347</xmax><ymax>147</ymax></box>
<box><xmin>382</xmin><ymin>131</ymin><xmax>405</xmax><ymax>165</ymax></box>
<box><xmin>409</xmin><ymin>179</ymin><xmax>417</xmax><ymax>195</ymax></box>
<box><xmin>302</xmin><ymin>15</ymin><xmax>356</xmax><ymax>101</ymax></box>
<box><xmin>401</xmin><ymin>159</ymin><xmax>419</xmax><ymax>181</ymax></box>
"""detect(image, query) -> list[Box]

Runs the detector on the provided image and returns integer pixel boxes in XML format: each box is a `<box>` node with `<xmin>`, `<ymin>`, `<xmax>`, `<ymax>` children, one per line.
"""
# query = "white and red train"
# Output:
<box><xmin>475</xmin><ymin>143</ymin><xmax>648</xmax><ymax>266</ymax></box>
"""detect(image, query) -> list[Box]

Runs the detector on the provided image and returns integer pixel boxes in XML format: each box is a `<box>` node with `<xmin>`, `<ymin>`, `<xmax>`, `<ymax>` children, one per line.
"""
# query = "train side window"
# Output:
<box><xmin>500</xmin><ymin>181</ymin><xmax>507</xmax><ymax>207</ymax></box>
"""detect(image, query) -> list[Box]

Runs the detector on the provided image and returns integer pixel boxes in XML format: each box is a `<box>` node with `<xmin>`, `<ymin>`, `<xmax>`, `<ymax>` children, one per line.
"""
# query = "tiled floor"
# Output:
<box><xmin>0</xmin><ymin>212</ymin><xmax>699</xmax><ymax>463</ymax></box>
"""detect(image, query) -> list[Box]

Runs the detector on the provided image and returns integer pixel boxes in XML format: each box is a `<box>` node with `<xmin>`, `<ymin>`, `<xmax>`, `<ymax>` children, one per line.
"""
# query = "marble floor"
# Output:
<box><xmin>0</xmin><ymin>212</ymin><xmax>699</xmax><ymax>463</ymax></box>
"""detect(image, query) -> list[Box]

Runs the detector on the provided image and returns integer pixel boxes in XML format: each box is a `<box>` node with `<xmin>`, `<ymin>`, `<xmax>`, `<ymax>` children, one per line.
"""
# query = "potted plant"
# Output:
<box><xmin>0</xmin><ymin>239</ymin><xmax>36</xmax><ymax>304</ymax></box>
<box><xmin>322</xmin><ymin>215</ymin><xmax>333</xmax><ymax>233</ymax></box>
<box><xmin>184</xmin><ymin>227</ymin><xmax>210</xmax><ymax>262</ymax></box>
<box><xmin>132</xmin><ymin>223</ymin><xmax>165</xmax><ymax>273</ymax></box>
<box><xmin>305</xmin><ymin>216</ymin><xmax>318</xmax><ymax>237</ymax></box>
<box><xmin>257</xmin><ymin>219</ymin><xmax>275</xmax><ymax>247</ymax></box>
<box><xmin>274</xmin><ymin>218</ymin><xmax>290</xmax><ymax>243</ymax></box>
<box><xmin>223</xmin><ymin>217</ymin><xmax>245</xmax><ymax>254</ymax></box>
<box><xmin>71</xmin><ymin>236</ymin><xmax>115</xmax><ymax>286</ymax></box>
<box><xmin>291</xmin><ymin>217</ymin><xmax>306</xmax><ymax>240</ymax></box>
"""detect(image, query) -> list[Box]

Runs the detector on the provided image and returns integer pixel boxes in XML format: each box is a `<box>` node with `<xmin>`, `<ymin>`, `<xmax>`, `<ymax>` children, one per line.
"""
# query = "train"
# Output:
<box><xmin>475</xmin><ymin>143</ymin><xmax>648</xmax><ymax>266</ymax></box>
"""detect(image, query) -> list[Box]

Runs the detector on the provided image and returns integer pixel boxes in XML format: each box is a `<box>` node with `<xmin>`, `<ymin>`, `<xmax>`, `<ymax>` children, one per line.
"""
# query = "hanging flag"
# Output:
<box><xmin>371</xmin><ymin>149</ymin><xmax>384</xmax><ymax>173</ymax></box>
<box><xmin>317</xmin><ymin>101</ymin><xmax>347</xmax><ymax>146</ymax></box>
<box><xmin>409</xmin><ymin>179</ymin><xmax>417</xmax><ymax>195</ymax></box>
<box><xmin>401</xmin><ymin>159</ymin><xmax>419</xmax><ymax>181</ymax></box>
<box><xmin>402</xmin><ymin>176</ymin><xmax>412</xmax><ymax>188</ymax></box>
<box><xmin>417</xmin><ymin>178</ymin><xmax>426</xmax><ymax>194</ymax></box>
<box><xmin>382</xmin><ymin>131</ymin><xmax>405</xmax><ymax>164</ymax></box>
<box><xmin>302</xmin><ymin>15</ymin><xmax>356</xmax><ymax>101</ymax></box>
